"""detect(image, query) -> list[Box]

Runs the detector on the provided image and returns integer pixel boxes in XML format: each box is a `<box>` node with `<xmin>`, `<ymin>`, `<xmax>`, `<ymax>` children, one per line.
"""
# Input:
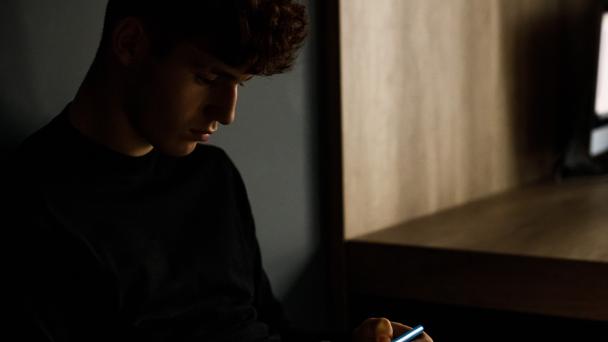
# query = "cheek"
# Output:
<box><xmin>159</xmin><ymin>73</ymin><xmax>205</xmax><ymax>112</ymax></box>
<box><xmin>178</xmin><ymin>83</ymin><xmax>207</xmax><ymax>114</ymax></box>
<box><xmin>149</xmin><ymin>82</ymin><xmax>196</xmax><ymax>126</ymax></box>
<box><xmin>130</xmin><ymin>69</ymin><xmax>207</xmax><ymax>141</ymax></box>
<box><xmin>153</xmin><ymin>87</ymin><xmax>208</xmax><ymax>147</ymax></box>
<box><xmin>173</xmin><ymin>89</ymin><xmax>212</xmax><ymax>136</ymax></box>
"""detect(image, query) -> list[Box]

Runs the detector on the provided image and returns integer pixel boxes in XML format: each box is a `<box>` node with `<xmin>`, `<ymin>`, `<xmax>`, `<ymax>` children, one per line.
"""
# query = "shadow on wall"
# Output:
<box><xmin>500</xmin><ymin>1</ymin><xmax>600</xmax><ymax>181</ymax></box>
<box><xmin>280</xmin><ymin>247</ymin><xmax>331</xmax><ymax>332</ymax></box>
<box><xmin>0</xmin><ymin>0</ymin><xmax>42</xmax><ymax>157</ymax></box>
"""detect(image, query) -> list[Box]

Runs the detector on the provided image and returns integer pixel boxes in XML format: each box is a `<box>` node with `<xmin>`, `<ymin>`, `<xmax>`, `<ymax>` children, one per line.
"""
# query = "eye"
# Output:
<box><xmin>239</xmin><ymin>76</ymin><xmax>253</xmax><ymax>88</ymax></box>
<box><xmin>195</xmin><ymin>73</ymin><xmax>218</xmax><ymax>85</ymax></box>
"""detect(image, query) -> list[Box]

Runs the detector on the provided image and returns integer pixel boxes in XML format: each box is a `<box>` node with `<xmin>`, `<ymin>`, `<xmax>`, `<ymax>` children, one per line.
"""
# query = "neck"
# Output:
<box><xmin>68</xmin><ymin>67</ymin><xmax>154</xmax><ymax>157</ymax></box>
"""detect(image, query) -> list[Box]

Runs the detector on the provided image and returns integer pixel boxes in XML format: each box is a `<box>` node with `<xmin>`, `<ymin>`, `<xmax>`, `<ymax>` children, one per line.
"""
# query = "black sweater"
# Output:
<box><xmin>4</xmin><ymin>106</ymin><xmax>294</xmax><ymax>341</ymax></box>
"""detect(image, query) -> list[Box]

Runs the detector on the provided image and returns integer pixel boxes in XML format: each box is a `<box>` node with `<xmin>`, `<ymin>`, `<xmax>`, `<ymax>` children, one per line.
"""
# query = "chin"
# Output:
<box><xmin>157</xmin><ymin>142</ymin><xmax>198</xmax><ymax>157</ymax></box>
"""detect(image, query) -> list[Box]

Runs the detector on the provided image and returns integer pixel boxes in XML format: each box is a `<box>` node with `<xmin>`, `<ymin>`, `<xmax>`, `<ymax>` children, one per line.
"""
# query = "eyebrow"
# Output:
<box><xmin>189</xmin><ymin>49</ymin><xmax>253</xmax><ymax>83</ymax></box>
<box><xmin>211</xmin><ymin>68</ymin><xmax>254</xmax><ymax>83</ymax></box>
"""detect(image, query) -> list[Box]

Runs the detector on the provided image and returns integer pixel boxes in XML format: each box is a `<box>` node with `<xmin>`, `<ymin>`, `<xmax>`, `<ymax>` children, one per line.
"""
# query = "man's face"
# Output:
<box><xmin>125</xmin><ymin>42</ymin><xmax>252</xmax><ymax>157</ymax></box>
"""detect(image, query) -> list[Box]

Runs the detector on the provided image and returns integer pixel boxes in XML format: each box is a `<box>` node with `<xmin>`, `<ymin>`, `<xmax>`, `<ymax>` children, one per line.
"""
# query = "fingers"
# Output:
<box><xmin>390</xmin><ymin>321</ymin><xmax>411</xmax><ymax>337</ymax></box>
<box><xmin>353</xmin><ymin>317</ymin><xmax>393</xmax><ymax>342</ymax></box>
<box><xmin>353</xmin><ymin>317</ymin><xmax>433</xmax><ymax>342</ymax></box>
<box><xmin>370</xmin><ymin>317</ymin><xmax>393</xmax><ymax>342</ymax></box>
<box><xmin>390</xmin><ymin>322</ymin><xmax>433</xmax><ymax>342</ymax></box>
<box><xmin>374</xmin><ymin>317</ymin><xmax>393</xmax><ymax>336</ymax></box>
<box><xmin>415</xmin><ymin>332</ymin><xmax>433</xmax><ymax>342</ymax></box>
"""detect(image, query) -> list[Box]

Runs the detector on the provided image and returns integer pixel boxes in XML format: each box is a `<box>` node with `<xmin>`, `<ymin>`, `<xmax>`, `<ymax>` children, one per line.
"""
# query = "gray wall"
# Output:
<box><xmin>0</xmin><ymin>0</ymin><xmax>327</xmax><ymax>330</ymax></box>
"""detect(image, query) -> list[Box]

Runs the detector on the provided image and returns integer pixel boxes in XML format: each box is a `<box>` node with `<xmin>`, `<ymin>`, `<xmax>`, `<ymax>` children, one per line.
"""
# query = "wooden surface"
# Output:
<box><xmin>347</xmin><ymin>243</ymin><xmax>608</xmax><ymax>322</ymax></box>
<box><xmin>347</xmin><ymin>177</ymin><xmax>608</xmax><ymax>321</ymax></box>
<box><xmin>339</xmin><ymin>0</ymin><xmax>596</xmax><ymax>239</ymax></box>
<box><xmin>352</xmin><ymin>176</ymin><xmax>608</xmax><ymax>263</ymax></box>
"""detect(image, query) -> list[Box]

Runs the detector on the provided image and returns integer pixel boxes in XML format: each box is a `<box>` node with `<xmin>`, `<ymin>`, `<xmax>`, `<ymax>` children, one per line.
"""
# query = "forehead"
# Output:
<box><xmin>183</xmin><ymin>43</ymin><xmax>251</xmax><ymax>78</ymax></box>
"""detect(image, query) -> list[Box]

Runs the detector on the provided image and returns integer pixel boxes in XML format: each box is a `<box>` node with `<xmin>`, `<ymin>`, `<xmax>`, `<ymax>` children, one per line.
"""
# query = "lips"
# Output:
<box><xmin>190</xmin><ymin>129</ymin><xmax>214</xmax><ymax>142</ymax></box>
<box><xmin>191</xmin><ymin>129</ymin><xmax>214</xmax><ymax>135</ymax></box>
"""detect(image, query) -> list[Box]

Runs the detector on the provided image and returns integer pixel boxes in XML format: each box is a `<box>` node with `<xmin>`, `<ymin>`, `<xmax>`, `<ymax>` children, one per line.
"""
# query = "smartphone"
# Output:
<box><xmin>391</xmin><ymin>325</ymin><xmax>424</xmax><ymax>342</ymax></box>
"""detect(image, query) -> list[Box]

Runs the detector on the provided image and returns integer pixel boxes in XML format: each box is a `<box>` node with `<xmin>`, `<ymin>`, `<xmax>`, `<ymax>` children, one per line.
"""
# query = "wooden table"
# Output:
<box><xmin>347</xmin><ymin>176</ymin><xmax>608</xmax><ymax>321</ymax></box>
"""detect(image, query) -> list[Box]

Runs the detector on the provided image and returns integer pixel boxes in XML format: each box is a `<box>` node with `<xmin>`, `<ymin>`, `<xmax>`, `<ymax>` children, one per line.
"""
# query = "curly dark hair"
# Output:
<box><xmin>99</xmin><ymin>0</ymin><xmax>308</xmax><ymax>76</ymax></box>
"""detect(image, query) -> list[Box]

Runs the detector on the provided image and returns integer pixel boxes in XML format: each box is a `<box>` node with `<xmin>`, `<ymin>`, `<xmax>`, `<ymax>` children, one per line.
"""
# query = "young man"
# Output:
<box><xmin>5</xmin><ymin>1</ymin><xmax>433</xmax><ymax>341</ymax></box>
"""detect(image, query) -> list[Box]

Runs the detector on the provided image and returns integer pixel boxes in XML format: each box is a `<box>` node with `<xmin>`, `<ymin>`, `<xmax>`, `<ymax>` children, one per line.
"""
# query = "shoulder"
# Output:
<box><xmin>11</xmin><ymin>113</ymin><xmax>65</xmax><ymax>161</ymax></box>
<box><xmin>5</xmin><ymin>115</ymin><xmax>61</xmax><ymax>179</ymax></box>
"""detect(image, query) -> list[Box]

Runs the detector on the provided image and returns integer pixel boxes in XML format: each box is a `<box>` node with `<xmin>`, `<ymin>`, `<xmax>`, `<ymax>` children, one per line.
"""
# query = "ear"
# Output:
<box><xmin>111</xmin><ymin>17</ymin><xmax>150</xmax><ymax>67</ymax></box>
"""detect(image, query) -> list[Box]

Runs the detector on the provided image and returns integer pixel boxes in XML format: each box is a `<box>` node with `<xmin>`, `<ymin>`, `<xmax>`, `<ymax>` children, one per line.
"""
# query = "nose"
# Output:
<box><xmin>205</xmin><ymin>82</ymin><xmax>238</xmax><ymax>126</ymax></box>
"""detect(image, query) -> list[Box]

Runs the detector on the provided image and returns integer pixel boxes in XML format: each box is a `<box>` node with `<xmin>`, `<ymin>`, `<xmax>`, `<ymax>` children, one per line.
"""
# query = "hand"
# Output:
<box><xmin>353</xmin><ymin>317</ymin><xmax>433</xmax><ymax>342</ymax></box>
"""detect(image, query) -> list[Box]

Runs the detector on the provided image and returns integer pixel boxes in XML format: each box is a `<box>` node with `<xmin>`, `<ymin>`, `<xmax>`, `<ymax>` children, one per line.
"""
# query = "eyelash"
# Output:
<box><xmin>195</xmin><ymin>74</ymin><xmax>246</xmax><ymax>88</ymax></box>
<box><xmin>195</xmin><ymin>74</ymin><xmax>216</xmax><ymax>85</ymax></box>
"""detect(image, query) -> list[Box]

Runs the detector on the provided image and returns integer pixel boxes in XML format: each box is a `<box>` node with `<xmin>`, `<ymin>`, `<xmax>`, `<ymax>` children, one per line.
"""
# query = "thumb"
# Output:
<box><xmin>375</xmin><ymin>318</ymin><xmax>393</xmax><ymax>342</ymax></box>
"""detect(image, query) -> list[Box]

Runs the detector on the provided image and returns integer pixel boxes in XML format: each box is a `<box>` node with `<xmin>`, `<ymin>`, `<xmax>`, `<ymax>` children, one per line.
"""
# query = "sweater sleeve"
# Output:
<box><xmin>222</xmin><ymin>151</ymin><xmax>291</xmax><ymax>337</ymax></box>
<box><xmin>4</xmin><ymin>156</ymin><xmax>49</xmax><ymax>341</ymax></box>
<box><xmin>223</xmin><ymin>151</ymin><xmax>350</xmax><ymax>342</ymax></box>
<box><xmin>5</xmin><ymin>155</ymin><xmax>122</xmax><ymax>342</ymax></box>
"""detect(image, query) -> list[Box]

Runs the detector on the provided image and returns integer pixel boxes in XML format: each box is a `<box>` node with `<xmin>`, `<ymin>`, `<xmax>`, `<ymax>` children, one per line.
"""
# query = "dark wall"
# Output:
<box><xmin>0</xmin><ymin>0</ymin><xmax>329</xmax><ymax>331</ymax></box>
<box><xmin>0</xmin><ymin>0</ymin><xmax>106</xmax><ymax>153</ymax></box>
